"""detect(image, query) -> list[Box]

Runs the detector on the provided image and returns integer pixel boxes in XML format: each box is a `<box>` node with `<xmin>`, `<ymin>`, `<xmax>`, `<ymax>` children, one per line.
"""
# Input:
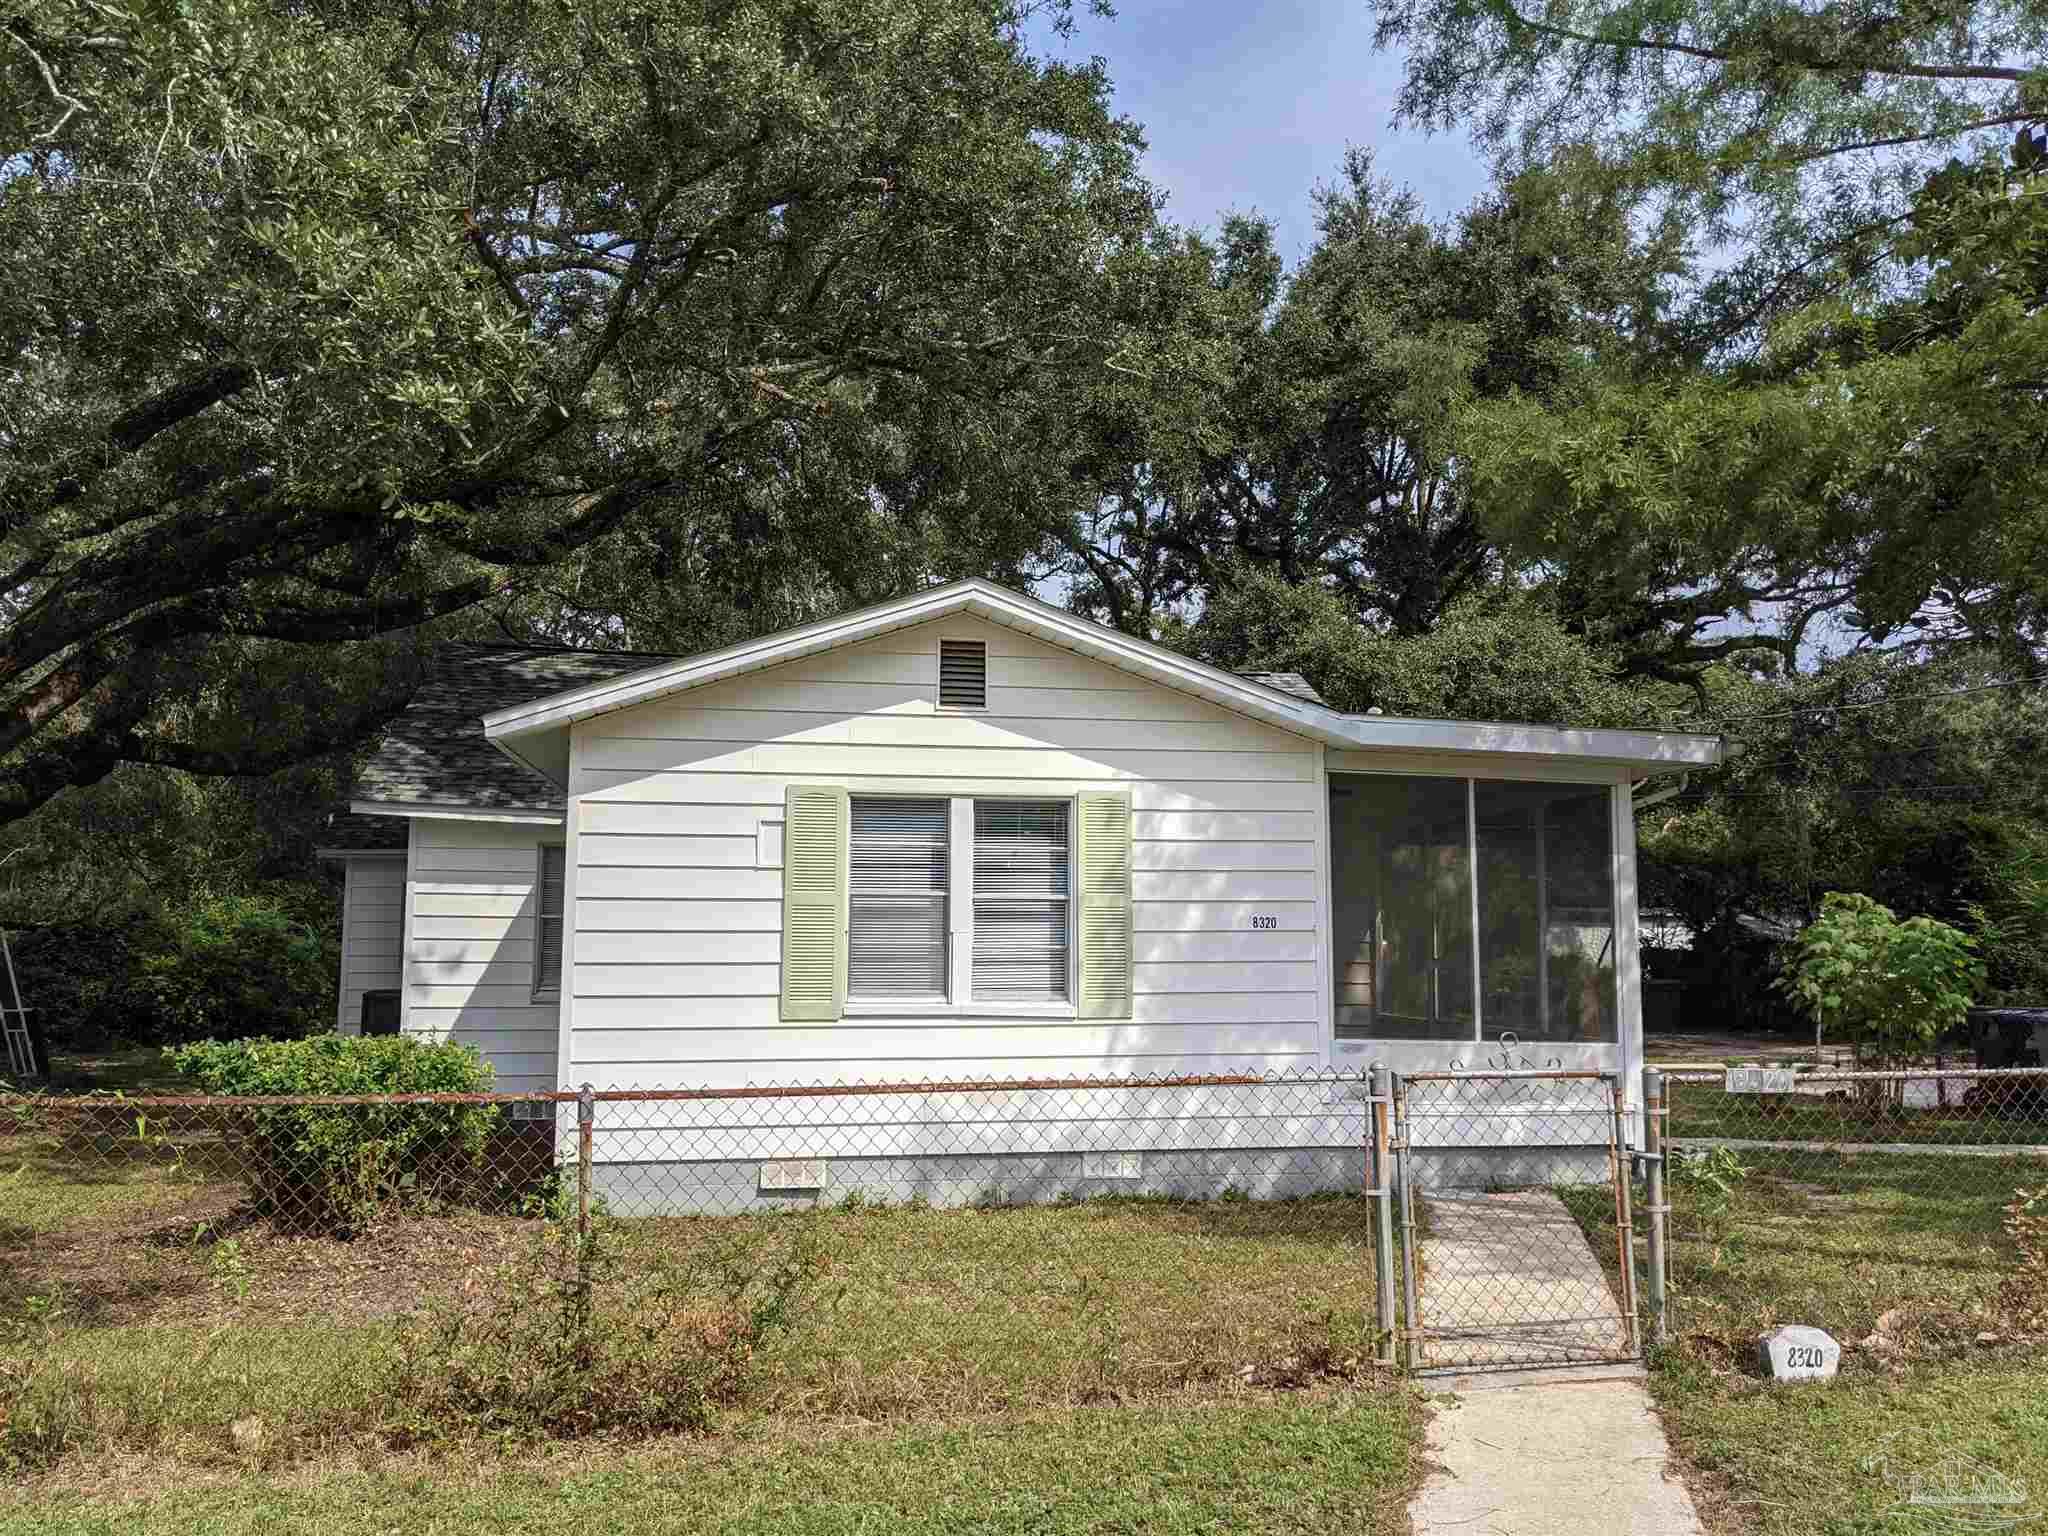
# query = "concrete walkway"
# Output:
<box><xmin>1409</xmin><ymin>1373</ymin><xmax>1705</xmax><ymax>1535</ymax></box>
<box><xmin>1407</xmin><ymin>1187</ymin><xmax>1702</xmax><ymax>1533</ymax></box>
<box><xmin>1415</xmin><ymin>1189</ymin><xmax>1631</xmax><ymax>1369</ymax></box>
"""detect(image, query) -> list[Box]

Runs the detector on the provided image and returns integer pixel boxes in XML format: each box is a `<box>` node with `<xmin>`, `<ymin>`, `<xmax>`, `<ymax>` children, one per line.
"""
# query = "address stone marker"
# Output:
<box><xmin>1759</xmin><ymin>1325</ymin><xmax>1840</xmax><ymax>1381</ymax></box>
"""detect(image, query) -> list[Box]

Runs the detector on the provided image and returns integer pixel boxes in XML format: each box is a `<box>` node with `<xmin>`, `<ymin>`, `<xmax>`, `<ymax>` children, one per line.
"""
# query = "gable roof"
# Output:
<box><xmin>353</xmin><ymin>643</ymin><xmax>678</xmax><ymax>817</ymax></box>
<box><xmin>481</xmin><ymin>579</ymin><xmax>1725</xmax><ymax>787</ymax></box>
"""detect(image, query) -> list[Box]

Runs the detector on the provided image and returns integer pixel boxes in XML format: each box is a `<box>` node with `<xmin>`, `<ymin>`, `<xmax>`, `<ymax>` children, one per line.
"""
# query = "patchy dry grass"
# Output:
<box><xmin>2</xmin><ymin>1125</ymin><xmax>1407</xmax><ymax>1530</ymax></box>
<box><xmin>0</xmin><ymin>1389</ymin><xmax>1425</xmax><ymax>1536</ymax></box>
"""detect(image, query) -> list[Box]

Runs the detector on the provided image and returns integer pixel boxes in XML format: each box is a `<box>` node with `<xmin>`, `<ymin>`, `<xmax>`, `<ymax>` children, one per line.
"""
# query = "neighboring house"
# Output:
<box><xmin>321</xmin><ymin>580</ymin><xmax>1723</xmax><ymax>1201</ymax></box>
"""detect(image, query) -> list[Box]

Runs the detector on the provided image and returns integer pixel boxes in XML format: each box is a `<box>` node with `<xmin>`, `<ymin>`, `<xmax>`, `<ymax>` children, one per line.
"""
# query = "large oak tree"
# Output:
<box><xmin>0</xmin><ymin>0</ymin><xmax>1153</xmax><ymax>823</ymax></box>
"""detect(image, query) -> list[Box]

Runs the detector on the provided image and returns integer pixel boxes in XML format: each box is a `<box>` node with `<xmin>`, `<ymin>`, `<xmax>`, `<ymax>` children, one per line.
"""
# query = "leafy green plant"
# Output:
<box><xmin>388</xmin><ymin>1216</ymin><xmax>830</xmax><ymax>1443</ymax></box>
<box><xmin>1780</xmin><ymin>892</ymin><xmax>1986</xmax><ymax>1080</ymax></box>
<box><xmin>139</xmin><ymin>893</ymin><xmax>337</xmax><ymax>1044</ymax></box>
<box><xmin>1667</xmin><ymin>1144</ymin><xmax>1749</xmax><ymax>1259</ymax></box>
<box><xmin>169</xmin><ymin>1036</ymin><xmax>499</xmax><ymax>1234</ymax></box>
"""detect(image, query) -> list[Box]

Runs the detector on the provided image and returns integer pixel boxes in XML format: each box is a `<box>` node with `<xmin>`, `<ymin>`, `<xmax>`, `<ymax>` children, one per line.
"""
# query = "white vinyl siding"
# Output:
<box><xmin>336</xmin><ymin>853</ymin><xmax>404</xmax><ymax>1034</ymax></box>
<box><xmin>404</xmin><ymin>817</ymin><xmax>561</xmax><ymax>1092</ymax></box>
<box><xmin>566</xmin><ymin>613</ymin><xmax>1325</xmax><ymax>1089</ymax></box>
<box><xmin>534</xmin><ymin>844</ymin><xmax>566</xmax><ymax>997</ymax></box>
<box><xmin>972</xmin><ymin>800</ymin><xmax>1069</xmax><ymax>1003</ymax></box>
<box><xmin>848</xmin><ymin>797</ymin><xmax>949</xmax><ymax>1000</ymax></box>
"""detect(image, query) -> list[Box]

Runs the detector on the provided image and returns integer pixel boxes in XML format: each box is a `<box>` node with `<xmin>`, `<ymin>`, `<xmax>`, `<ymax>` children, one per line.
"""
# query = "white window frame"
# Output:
<box><xmin>532</xmin><ymin>841</ymin><xmax>566</xmax><ymax>1001</ymax></box>
<box><xmin>842</xmin><ymin>790</ymin><xmax>1078</xmax><ymax>1019</ymax></box>
<box><xmin>846</xmin><ymin>794</ymin><xmax>953</xmax><ymax>1005</ymax></box>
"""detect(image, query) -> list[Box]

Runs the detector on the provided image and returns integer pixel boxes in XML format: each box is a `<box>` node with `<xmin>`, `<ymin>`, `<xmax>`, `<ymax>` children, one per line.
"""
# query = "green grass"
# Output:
<box><xmin>641</xmin><ymin>1198</ymin><xmax>1379</xmax><ymax>1418</ymax></box>
<box><xmin>0</xmin><ymin>1390</ymin><xmax>1423</xmax><ymax>1536</ymax></box>
<box><xmin>1568</xmin><ymin>1146</ymin><xmax>2041</xmax><ymax>1533</ymax></box>
<box><xmin>3</xmin><ymin>1199</ymin><xmax>1383</xmax><ymax>1456</ymax></box>
<box><xmin>3</xmin><ymin>1136</ymin><xmax>1418</xmax><ymax>1528</ymax></box>
<box><xmin>1650</xmin><ymin>1359</ymin><xmax>2047</xmax><ymax>1536</ymax></box>
<box><xmin>1668</xmin><ymin>1084</ymin><xmax>2048</xmax><ymax>1147</ymax></box>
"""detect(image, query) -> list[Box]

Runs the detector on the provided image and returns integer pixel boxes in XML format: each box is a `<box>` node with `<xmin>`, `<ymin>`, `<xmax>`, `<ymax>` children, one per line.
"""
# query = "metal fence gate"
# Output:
<box><xmin>1384</xmin><ymin>1069</ymin><xmax>1641</xmax><ymax>1373</ymax></box>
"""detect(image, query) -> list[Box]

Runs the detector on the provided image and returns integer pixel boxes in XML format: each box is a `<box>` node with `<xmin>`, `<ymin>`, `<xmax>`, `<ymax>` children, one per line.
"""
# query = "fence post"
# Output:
<box><xmin>576</xmin><ymin>1083</ymin><xmax>594</xmax><ymax>1248</ymax></box>
<box><xmin>1391</xmin><ymin>1071</ymin><xmax>1419</xmax><ymax>1374</ymax></box>
<box><xmin>1642</xmin><ymin>1066</ymin><xmax>1668</xmax><ymax>1345</ymax></box>
<box><xmin>1369</xmin><ymin>1063</ymin><xmax>1398</xmax><ymax>1368</ymax></box>
<box><xmin>1606</xmin><ymin>1072</ymin><xmax>1642</xmax><ymax>1357</ymax></box>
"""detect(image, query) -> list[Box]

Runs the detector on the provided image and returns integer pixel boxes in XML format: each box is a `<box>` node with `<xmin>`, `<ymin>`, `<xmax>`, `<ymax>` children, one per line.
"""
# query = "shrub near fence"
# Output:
<box><xmin>164</xmin><ymin>1037</ymin><xmax>520</xmax><ymax>1232</ymax></box>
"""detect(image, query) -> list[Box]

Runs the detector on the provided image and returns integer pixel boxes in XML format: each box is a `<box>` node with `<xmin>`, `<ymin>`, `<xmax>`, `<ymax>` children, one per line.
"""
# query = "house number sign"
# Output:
<box><xmin>1249</xmin><ymin>913</ymin><xmax>1278</xmax><ymax>929</ymax></box>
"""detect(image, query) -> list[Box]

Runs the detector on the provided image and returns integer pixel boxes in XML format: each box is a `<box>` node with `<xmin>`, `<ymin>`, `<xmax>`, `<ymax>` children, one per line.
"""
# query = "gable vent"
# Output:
<box><xmin>938</xmin><ymin>640</ymin><xmax>987</xmax><ymax>709</ymax></box>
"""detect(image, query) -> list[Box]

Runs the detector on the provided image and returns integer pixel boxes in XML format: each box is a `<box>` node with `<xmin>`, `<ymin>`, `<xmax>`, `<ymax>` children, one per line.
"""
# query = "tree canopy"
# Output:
<box><xmin>0</xmin><ymin>0</ymin><xmax>1153</xmax><ymax>824</ymax></box>
<box><xmin>1371</xmin><ymin>0</ymin><xmax>2048</xmax><ymax>662</ymax></box>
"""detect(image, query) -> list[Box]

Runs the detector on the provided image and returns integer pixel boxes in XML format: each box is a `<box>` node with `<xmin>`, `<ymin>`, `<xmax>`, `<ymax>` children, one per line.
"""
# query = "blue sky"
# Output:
<box><xmin>1029</xmin><ymin>2</ymin><xmax>1494</xmax><ymax>263</ymax></box>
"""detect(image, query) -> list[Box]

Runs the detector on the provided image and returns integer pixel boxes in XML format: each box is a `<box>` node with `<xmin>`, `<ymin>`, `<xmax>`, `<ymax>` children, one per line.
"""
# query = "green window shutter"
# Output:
<box><xmin>781</xmin><ymin>785</ymin><xmax>849</xmax><ymax>1022</ymax></box>
<box><xmin>1075</xmin><ymin>791</ymin><xmax>1133</xmax><ymax>1020</ymax></box>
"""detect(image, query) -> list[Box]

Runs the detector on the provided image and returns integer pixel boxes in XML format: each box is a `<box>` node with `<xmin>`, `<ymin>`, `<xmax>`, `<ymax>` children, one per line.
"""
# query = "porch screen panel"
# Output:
<box><xmin>1475</xmin><ymin>782</ymin><xmax>1617</xmax><ymax>1042</ymax></box>
<box><xmin>1330</xmin><ymin>775</ymin><xmax>1474</xmax><ymax>1040</ymax></box>
<box><xmin>848</xmin><ymin>797</ymin><xmax>949</xmax><ymax>999</ymax></box>
<box><xmin>973</xmin><ymin>799</ymin><xmax>1071</xmax><ymax>1002</ymax></box>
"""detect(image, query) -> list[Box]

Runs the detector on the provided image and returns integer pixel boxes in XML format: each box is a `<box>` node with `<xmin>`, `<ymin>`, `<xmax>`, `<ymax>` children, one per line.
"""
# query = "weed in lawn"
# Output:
<box><xmin>389</xmin><ymin>1214</ymin><xmax>832</xmax><ymax>1445</ymax></box>
<box><xmin>2003</xmin><ymin>1184</ymin><xmax>2046</xmax><ymax>1332</ymax></box>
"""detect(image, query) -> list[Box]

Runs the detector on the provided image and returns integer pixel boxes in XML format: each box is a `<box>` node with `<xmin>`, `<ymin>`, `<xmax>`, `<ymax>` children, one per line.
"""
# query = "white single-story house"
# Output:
<box><xmin>319</xmin><ymin>579</ymin><xmax>1724</xmax><ymax>1204</ymax></box>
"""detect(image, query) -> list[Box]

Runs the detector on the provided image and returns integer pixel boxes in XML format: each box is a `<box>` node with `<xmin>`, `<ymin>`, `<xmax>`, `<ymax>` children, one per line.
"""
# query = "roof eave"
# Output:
<box><xmin>481</xmin><ymin>578</ymin><xmax>1725</xmax><ymax>779</ymax></box>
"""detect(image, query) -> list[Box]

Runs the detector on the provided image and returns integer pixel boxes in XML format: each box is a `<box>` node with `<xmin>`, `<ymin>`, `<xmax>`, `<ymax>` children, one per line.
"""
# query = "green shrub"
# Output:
<box><xmin>141</xmin><ymin>891</ymin><xmax>336</xmax><ymax>1044</ymax></box>
<box><xmin>169</xmin><ymin>1036</ymin><xmax>499</xmax><ymax>1233</ymax></box>
<box><xmin>13</xmin><ymin>885</ymin><xmax>338</xmax><ymax>1051</ymax></box>
<box><xmin>389</xmin><ymin>1217</ymin><xmax>829</xmax><ymax>1442</ymax></box>
<box><xmin>1780</xmin><ymin>891</ymin><xmax>1985</xmax><ymax>1075</ymax></box>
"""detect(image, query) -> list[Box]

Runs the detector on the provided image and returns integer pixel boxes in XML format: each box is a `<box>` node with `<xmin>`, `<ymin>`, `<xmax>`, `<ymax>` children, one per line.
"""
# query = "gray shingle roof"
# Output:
<box><xmin>1236</xmin><ymin>671</ymin><xmax>1327</xmax><ymax>706</ymax></box>
<box><xmin>352</xmin><ymin>643</ymin><xmax>677</xmax><ymax>814</ymax></box>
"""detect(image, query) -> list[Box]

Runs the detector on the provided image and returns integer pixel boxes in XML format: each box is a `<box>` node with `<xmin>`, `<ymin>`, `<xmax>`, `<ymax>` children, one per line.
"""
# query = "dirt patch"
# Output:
<box><xmin>5</xmin><ymin>1186</ymin><xmax>544</xmax><ymax>1328</ymax></box>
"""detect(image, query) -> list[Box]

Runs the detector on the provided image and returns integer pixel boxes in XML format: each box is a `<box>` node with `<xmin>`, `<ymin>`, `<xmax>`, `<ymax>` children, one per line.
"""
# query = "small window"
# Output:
<box><xmin>534</xmin><ymin>844</ymin><xmax>565</xmax><ymax>997</ymax></box>
<box><xmin>848</xmin><ymin>797</ymin><xmax>949</xmax><ymax>999</ymax></box>
<box><xmin>938</xmin><ymin>639</ymin><xmax>987</xmax><ymax>709</ymax></box>
<box><xmin>973</xmin><ymin>800</ymin><xmax>1070</xmax><ymax>1003</ymax></box>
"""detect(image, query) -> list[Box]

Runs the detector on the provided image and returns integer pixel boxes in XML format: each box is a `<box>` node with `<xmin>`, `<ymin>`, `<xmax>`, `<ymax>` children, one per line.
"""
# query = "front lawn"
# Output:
<box><xmin>0</xmin><ymin>1121</ymin><xmax>1424</xmax><ymax>1532</ymax></box>
<box><xmin>1</xmin><ymin>1391</ymin><xmax>1420</xmax><ymax>1536</ymax></box>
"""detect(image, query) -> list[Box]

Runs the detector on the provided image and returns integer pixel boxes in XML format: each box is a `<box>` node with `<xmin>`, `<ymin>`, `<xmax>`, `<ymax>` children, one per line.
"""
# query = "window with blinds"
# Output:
<box><xmin>534</xmin><ymin>844</ymin><xmax>565</xmax><ymax>997</ymax></box>
<box><xmin>848</xmin><ymin>797</ymin><xmax>950</xmax><ymax>999</ymax></box>
<box><xmin>973</xmin><ymin>800</ymin><xmax>1070</xmax><ymax>1002</ymax></box>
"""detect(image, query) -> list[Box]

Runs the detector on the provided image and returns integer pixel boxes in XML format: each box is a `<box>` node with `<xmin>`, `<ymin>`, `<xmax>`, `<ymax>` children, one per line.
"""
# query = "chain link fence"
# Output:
<box><xmin>1639</xmin><ymin>1065</ymin><xmax>2048</xmax><ymax>1358</ymax></box>
<box><xmin>2</xmin><ymin>1069</ymin><xmax>1380</xmax><ymax>1227</ymax></box>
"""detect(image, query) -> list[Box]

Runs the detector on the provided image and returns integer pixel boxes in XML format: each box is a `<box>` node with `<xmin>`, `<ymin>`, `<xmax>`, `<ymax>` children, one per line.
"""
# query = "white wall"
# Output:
<box><xmin>403</xmin><ymin>817</ymin><xmax>561</xmax><ymax>1092</ymax></box>
<box><xmin>335</xmin><ymin>854</ymin><xmax>404</xmax><ymax>1034</ymax></box>
<box><xmin>564</xmin><ymin>613</ymin><xmax>1328</xmax><ymax>1093</ymax></box>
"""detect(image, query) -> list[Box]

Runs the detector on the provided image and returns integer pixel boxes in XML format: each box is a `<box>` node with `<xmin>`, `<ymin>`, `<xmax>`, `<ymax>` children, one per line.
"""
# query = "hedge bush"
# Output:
<box><xmin>12</xmin><ymin>886</ymin><xmax>338</xmax><ymax>1051</ymax></box>
<box><xmin>169</xmin><ymin>1036</ymin><xmax>500</xmax><ymax>1233</ymax></box>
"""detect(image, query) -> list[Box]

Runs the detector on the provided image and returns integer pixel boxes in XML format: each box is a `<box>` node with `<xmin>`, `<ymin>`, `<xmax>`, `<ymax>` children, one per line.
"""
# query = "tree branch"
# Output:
<box><xmin>1494</xmin><ymin>4</ymin><xmax>2032</xmax><ymax>84</ymax></box>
